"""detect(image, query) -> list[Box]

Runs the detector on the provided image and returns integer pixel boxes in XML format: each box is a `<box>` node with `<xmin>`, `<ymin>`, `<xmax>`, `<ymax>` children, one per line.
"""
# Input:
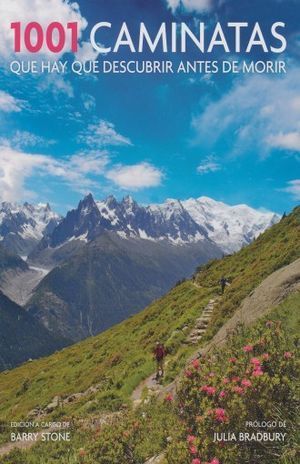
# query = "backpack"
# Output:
<box><xmin>155</xmin><ymin>345</ymin><xmax>165</xmax><ymax>360</ymax></box>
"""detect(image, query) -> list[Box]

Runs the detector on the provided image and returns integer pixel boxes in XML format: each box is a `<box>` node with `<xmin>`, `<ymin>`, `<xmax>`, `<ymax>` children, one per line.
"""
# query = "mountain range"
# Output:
<box><xmin>0</xmin><ymin>194</ymin><xmax>280</xmax><ymax>361</ymax></box>
<box><xmin>28</xmin><ymin>194</ymin><xmax>279</xmax><ymax>266</ymax></box>
<box><xmin>0</xmin><ymin>195</ymin><xmax>279</xmax><ymax>260</ymax></box>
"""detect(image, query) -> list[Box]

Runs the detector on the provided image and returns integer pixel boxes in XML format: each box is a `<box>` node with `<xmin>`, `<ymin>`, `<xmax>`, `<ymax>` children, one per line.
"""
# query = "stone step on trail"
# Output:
<box><xmin>194</xmin><ymin>328</ymin><xmax>206</xmax><ymax>334</ymax></box>
<box><xmin>195</xmin><ymin>320</ymin><xmax>208</xmax><ymax>327</ymax></box>
<box><xmin>186</xmin><ymin>296</ymin><xmax>219</xmax><ymax>346</ymax></box>
<box><xmin>189</xmin><ymin>337</ymin><xmax>202</xmax><ymax>344</ymax></box>
<box><xmin>195</xmin><ymin>323</ymin><xmax>208</xmax><ymax>330</ymax></box>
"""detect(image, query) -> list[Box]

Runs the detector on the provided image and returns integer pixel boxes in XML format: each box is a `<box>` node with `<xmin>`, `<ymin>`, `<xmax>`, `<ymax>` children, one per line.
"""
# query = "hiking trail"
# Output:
<box><xmin>131</xmin><ymin>295</ymin><xmax>219</xmax><ymax>407</ymax></box>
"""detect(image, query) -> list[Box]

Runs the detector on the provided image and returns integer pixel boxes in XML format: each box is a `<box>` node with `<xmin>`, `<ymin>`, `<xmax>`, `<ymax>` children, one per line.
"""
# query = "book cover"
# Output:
<box><xmin>0</xmin><ymin>1</ymin><xmax>299</xmax><ymax>463</ymax></box>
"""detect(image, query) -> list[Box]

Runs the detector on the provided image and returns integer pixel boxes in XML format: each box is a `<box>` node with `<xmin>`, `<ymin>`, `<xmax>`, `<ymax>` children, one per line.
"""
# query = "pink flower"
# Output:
<box><xmin>241</xmin><ymin>379</ymin><xmax>252</xmax><ymax>388</ymax></box>
<box><xmin>250</xmin><ymin>357</ymin><xmax>261</xmax><ymax>367</ymax></box>
<box><xmin>189</xmin><ymin>445</ymin><xmax>197</xmax><ymax>455</ymax></box>
<box><xmin>252</xmin><ymin>367</ymin><xmax>263</xmax><ymax>377</ymax></box>
<box><xmin>222</xmin><ymin>377</ymin><xmax>230</xmax><ymax>384</ymax></box>
<box><xmin>262</xmin><ymin>353</ymin><xmax>270</xmax><ymax>360</ymax></box>
<box><xmin>215</xmin><ymin>407</ymin><xmax>225</xmax><ymax>415</ymax></box>
<box><xmin>243</xmin><ymin>345</ymin><xmax>253</xmax><ymax>353</ymax></box>
<box><xmin>219</xmin><ymin>390</ymin><xmax>227</xmax><ymax>398</ymax></box>
<box><xmin>210</xmin><ymin>459</ymin><xmax>220</xmax><ymax>464</ymax></box>
<box><xmin>187</xmin><ymin>435</ymin><xmax>196</xmax><ymax>444</ymax></box>
<box><xmin>165</xmin><ymin>394</ymin><xmax>173</xmax><ymax>402</ymax></box>
<box><xmin>206</xmin><ymin>386</ymin><xmax>216</xmax><ymax>396</ymax></box>
<box><xmin>233</xmin><ymin>386</ymin><xmax>244</xmax><ymax>395</ymax></box>
<box><xmin>192</xmin><ymin>359</ymin><xmax>200</xmax><ymax>369</ymax></box>
<box><xmin>215</xmin><ymin>408</ymin><xmax>228</xmax><ymax>422</ymax></box>
<box><xmin>185</xmin><ymin>370</ymin><xmax>193</xmax><ymax>378</ymax></box>
<box><xmin>229</xmin><ymin>357</ymin><xmax>237</xmax><ymax>363</ymax></box>
<box><xmin>284</xmin><ymin>352</ymin><xmax>293</xmax><ymax>359</ymax></box>
<box><xmin>192</xmin><ymin>459</ymin><xmax>201</xmax><ymax>464</ymax></box>
<box><xmin>232</xmin><ymin>376</ymin><xmax>240</xmax><ymax>383</ymax></box>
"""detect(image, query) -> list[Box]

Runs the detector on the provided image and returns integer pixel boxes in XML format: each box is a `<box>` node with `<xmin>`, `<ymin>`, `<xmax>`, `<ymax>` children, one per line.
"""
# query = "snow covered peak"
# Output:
<box><xmin>0</xmin><ymin>201</ymin><xmax>61</xmax><ymax>255</ymax></box>
<box><xmin>38</xmin><ymin>194</ymin><xmax>280</xmax><ymax>253</ymax></box>
<box><xmin>182</xmin><ymin>197</ymin><xmax>279</xmax><ymax>252</ymax></box>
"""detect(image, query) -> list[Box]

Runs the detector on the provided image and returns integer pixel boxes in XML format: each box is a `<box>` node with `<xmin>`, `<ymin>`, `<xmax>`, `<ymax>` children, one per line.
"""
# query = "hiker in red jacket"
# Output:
<box><xmin>154</xmin><ymin>342</ymin><xmax>166</xmax><ymax>380</ymax></box>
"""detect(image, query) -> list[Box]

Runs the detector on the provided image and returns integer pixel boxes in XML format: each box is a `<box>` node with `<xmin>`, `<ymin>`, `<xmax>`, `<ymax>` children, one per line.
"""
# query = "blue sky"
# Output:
<box><xmin>0</xmin><ymin>0</ymin><xmax>299</xmax><ymax>214</ymax></box>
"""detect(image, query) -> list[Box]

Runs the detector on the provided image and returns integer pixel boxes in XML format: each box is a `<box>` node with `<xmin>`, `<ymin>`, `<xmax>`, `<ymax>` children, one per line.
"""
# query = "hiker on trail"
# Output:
<box><xmin>154</xmin><ymin>342</ymin><xmax>166</xmax><ymax>380</ymax></box>
<box><xmin>220</xmin><ymin>276</ymin><xmax>228</xmax><ymax>295</ymax></box>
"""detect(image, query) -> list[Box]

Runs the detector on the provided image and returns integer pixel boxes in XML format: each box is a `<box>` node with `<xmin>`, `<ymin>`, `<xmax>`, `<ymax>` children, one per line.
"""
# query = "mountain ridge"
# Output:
<box><xmin>28</xmin><ymin>193</ymin><xmax>279</xmax><ymax>263</ymax></box>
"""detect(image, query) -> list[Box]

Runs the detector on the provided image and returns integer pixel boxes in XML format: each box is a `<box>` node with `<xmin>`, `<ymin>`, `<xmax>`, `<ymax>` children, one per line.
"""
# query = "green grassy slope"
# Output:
<box><xmin>0</xmin><ymin>207</ymin><xmax>299</xmax><ymax>425</ymax></box>
<box><xmin>0</xmin><ymin>282</ymin><xmax>211</xmax><ymax>420</ymax></box>
<box><xmin>3</xmin><ymin>286</ymin><xmax>299</xmax><ymax>464</ymax></box>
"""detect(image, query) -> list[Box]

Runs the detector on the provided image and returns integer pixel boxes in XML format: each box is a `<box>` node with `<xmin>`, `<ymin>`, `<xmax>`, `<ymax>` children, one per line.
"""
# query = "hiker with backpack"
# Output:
<box><xmin>154</xmin><ymin>342</ymin><xmax>166</xmax><ymax>380</ymax></box>
<box><xmin>220</xmin><ymin>276</ymin><xmax>228</xmax><ymax>295</ymax></box>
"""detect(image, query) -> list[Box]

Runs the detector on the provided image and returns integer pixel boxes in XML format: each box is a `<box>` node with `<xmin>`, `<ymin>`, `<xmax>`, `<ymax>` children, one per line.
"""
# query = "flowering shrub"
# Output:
<box><xmin>166</xmin><ymin>317</ymin><xmax>299</xmax><ymax>464</ymax></box>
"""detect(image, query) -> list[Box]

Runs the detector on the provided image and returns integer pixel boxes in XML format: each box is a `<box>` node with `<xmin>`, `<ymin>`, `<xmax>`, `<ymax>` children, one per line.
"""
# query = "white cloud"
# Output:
<box><xmin>0</xmin><ymin>144</ymin><xmax>56</xmax><ymax>201</ymax></box>
<box><xmin>280</xmin><ymin>179</ymin><xmax>300</xmax><ymax>200</ymax></box>
<box><xmin>68</xmin><ymin>151</ymin><xmax>109</xmax><ymax>175</ymax></box>
<box><xmin>39</xmin><ymin>74</ymin><xmax>74</xmax><ymax>98</ymax></box>
<box><xmin>166</xmin><ymin>0</ymin><xmax>212</xmax><ymax>13</ymax></box>
<box><xmin>79</xmin><ymin>120</ymin><xmax>132</xmax><ymax>147</ymax></box>
<box><xmin>0</xmin><ymin>139</ymin><xmax>163</xmax><ymax>200</ymax></box>
<box><xmin>0</xmin><ymin>143</ymin><xmax>109</xmax><ymax>202</ymax></box>
<box><xmin>106</xmin><ymin>163</ymin><xmax>164</xmax><ymax>190</ymax></box>
<box><xmin>268</xmin><ymin>132</ymin><xmax>300</xmax><ymax>152</ymax></box>
<box><xmin>3</xmin><ymin>130</ymin><xmax>55</xmax><ymax>149</ymax></box>
<box><xmin>82</xmin><ymin>94</ymin><xmax>96</xmax><ymax>111</ymax></box>
<box><xmin>0</xmin><ymin>0</ymin><xmax>87</xmax><ymax>59</ymax></box>
<box><xmin>197</xmin><ymin>156</ymin><xmax>221</xmax><ymax>174</ymax></box>
<box><xmin>75</xmin><ymin>41</ymin><xmax>99</xmax><ymax>63</ymax></box>
<box><xmin>192</xmin><ymin>67</ymin><xmax>300</xmax><ymax>158</ymax></box>
<box><xmin>0</xmin><ymin>91</ymin><xmax>23</xmax><ymax>112</ymax></box>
